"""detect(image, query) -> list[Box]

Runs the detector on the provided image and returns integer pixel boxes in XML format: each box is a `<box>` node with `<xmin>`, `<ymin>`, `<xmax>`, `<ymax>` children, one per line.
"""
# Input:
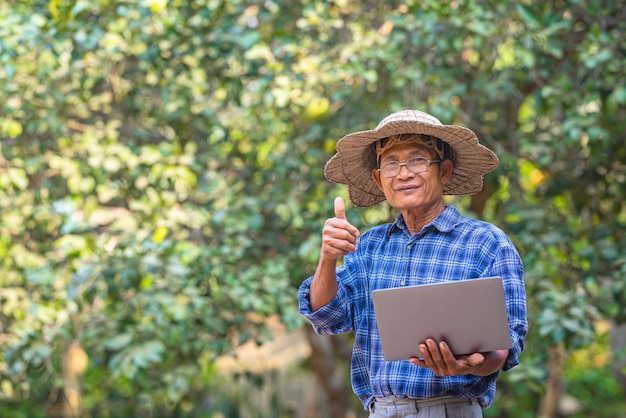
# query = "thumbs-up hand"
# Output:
<box><xmin>320</xmin><ymin>197</ymin><xmax>361</xmax><ymax>261</ymax></box>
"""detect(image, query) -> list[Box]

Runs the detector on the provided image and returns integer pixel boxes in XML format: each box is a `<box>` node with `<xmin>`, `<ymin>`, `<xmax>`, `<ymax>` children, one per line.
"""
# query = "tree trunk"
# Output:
<box><xmin>469</xmin><ymin>181</ymin><xmax>494</xmax><ymax>218</ymax></box>
<box><xmin>610</xmin><ymin>320</ymin><xmax>626</xmax><ymax>395</ymax></box>
<box><xmin>304</xmin><ymin>326</ymin><xmax>351</xmax><ymax>418</ymax></box>
<box><xmin>60</xmin><ymin>341</ymin><xmax>88</xmax><ymax>418</ymax></box>
<box><xmin>537</xmin><ymin>341</ymin><xmax>566</xmax><ymax>418</ymax></box>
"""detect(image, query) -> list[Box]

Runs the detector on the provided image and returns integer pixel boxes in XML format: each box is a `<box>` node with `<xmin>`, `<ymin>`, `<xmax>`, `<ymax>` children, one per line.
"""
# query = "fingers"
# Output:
<box><xmin>411</xmin><ymin>339</ymin><xmax>486</xmax><ymax>377</ymax></box>
<box><xmin>417</xmin><ymin>340</ymin><xmax>449</xmax><ymax>376</ymax></box>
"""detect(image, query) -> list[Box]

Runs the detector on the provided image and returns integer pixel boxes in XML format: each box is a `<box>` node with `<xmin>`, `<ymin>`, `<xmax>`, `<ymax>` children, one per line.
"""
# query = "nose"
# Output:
<box><xmin>396</xmin><ymin>163</ymin><xmax>415</xmax><ymax>179</ymax></box>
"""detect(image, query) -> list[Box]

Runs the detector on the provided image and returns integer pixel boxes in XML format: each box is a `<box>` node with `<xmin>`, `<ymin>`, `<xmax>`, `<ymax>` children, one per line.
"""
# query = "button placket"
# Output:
<box><xmin>403</xmin><ymin>239</ymin><xmax>414</xmax><ymax>287</ymax></box>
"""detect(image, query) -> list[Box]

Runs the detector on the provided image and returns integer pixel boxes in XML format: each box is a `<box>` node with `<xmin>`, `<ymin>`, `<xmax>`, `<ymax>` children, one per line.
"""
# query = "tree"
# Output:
<box><xmin>0</xmin><ymin>0</ymin><xmax>298</xmax><ymax>415</ymax></box>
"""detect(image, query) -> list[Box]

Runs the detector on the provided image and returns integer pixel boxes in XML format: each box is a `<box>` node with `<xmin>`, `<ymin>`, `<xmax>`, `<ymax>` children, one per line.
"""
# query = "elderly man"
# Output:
<box><xmin>298</xmin><ymin>110</ymin><xmax>527</xmax><ymax>417</ymax></box>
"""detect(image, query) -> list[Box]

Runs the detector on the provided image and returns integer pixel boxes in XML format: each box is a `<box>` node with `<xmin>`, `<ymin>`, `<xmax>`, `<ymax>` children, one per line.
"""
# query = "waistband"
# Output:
<box><xmin>372</xmin><ymin>395</ymin><xmax>477</xmax><ymax>409</ymax></box>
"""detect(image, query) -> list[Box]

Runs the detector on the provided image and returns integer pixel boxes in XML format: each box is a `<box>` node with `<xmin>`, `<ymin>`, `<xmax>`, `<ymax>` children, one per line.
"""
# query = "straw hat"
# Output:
<box><xmin>324</xmin><ymin>109</ymin><xmax>499</xmax><ymax>207</ymax></box>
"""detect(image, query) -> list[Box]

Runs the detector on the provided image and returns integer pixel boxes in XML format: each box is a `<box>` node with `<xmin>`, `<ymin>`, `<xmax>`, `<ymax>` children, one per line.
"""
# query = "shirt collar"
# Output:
<box><xmin>389</xmin><ymin>206</ymin><xmax>462</xmax><ymax>236</ymax></box>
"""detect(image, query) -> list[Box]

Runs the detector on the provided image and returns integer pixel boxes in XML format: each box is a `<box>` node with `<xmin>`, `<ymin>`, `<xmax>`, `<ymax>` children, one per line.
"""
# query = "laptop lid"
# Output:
<box><xmin>372</xmin><ymin>277</ymin><xmax>512</xmax><ymax>362</ymax></box>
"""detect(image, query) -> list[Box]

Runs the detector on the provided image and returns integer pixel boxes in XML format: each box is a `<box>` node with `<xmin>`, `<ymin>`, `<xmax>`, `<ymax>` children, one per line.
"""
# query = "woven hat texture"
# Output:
<box><xmin>324</xmin><ymin>109</ymin><xmax>499</xmax><ymax>207</ymax></box>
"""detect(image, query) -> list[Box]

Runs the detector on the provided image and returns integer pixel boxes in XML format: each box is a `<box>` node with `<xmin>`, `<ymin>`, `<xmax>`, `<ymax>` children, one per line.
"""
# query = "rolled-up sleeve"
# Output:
<box><xmin>298</xmin><ymin>275</ymin><xmax>355</xmax><ymax>335</ymax></box>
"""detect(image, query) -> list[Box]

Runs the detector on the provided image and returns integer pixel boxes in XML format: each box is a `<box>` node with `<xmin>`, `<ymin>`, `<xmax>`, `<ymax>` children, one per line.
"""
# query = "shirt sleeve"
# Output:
<box><xmin>298</xmin><ymin>263</ymin><xmax>357</xmax><ymax>336</ymax></box>
<box><xmin>484</xmin><ymin>243</ymin><xmax>527</xmax><ymax>372</ymax></box>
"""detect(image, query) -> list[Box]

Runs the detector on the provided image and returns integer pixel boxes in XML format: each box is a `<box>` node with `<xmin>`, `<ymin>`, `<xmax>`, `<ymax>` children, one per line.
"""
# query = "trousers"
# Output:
<box><xmin>368</xmin><ymin>395</ymin><xmax>483</xmax><ymax>418</ymax></box>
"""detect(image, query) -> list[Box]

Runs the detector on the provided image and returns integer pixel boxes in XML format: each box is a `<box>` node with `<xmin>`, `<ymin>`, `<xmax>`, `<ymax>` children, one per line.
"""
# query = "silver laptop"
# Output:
<box><xmin>372</xmin><ymin>277</ymin><xmax>512</xmax><ymax>362</ymax></box>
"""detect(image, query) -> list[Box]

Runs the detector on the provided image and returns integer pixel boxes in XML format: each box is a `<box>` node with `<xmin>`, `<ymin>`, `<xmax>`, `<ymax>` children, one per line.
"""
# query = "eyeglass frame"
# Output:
<box><xmin>377</xmin><ymin>157</ymin><xmax>442</xmax><ymax>178</ymax></box>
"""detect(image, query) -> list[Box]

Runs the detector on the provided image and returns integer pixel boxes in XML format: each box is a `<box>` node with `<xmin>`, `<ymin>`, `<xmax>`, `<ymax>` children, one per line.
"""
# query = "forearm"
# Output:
<box><xmin>309</xmin><ymin>256</ymin><xmax>339</xmax><ymax>311</ymax></box>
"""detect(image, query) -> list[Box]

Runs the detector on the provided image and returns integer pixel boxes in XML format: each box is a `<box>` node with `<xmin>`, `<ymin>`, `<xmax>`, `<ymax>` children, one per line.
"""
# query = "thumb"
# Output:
<box><xmin>466</xmin><ymin>353</ymin><xmax>486</xmax><ymax>367</ymax></box>
<box><xmin>334</xmin><ymin>196</ymin><xmax>347</xmax><ymax>220</ymax></box>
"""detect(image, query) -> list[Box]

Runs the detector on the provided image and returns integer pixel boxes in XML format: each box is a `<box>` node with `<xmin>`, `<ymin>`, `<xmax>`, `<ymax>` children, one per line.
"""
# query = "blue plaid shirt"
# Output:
<box><xmin>298</xmin><ymin>206</ymin><xmax>527</xmax><ymax>410</ymax></box>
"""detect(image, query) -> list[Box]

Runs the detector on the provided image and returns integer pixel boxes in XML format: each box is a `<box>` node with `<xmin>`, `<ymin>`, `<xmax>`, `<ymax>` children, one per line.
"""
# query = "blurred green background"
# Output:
<box><xmin>1</xmin><ymin>0</ymin><xmax>625</xmax><ymax>417</ymax></box>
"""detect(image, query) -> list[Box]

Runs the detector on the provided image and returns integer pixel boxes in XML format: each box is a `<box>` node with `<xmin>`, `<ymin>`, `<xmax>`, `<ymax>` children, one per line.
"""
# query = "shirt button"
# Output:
<box><xmin>401</xmin><ymin>280</ymin><xmax>406</xmax><ymax>286</ymax></box>
<box><xmin>385</xmin><ymin>390</ymin><xmax>391</xmax><ymax>396</ymax></box>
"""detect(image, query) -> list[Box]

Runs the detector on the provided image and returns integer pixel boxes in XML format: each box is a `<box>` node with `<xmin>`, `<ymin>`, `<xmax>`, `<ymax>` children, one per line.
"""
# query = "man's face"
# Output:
<box><xmin>371</xmin><ymin>141</ymin><xmax>453</xmax><ymax>212</ymax></box>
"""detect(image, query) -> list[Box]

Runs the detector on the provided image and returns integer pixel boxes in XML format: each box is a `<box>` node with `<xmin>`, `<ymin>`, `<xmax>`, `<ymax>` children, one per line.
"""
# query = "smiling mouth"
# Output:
<box><xmin>396</xmin><ymin>185</ymin><xmax>421</xmax><ymax>192</ymax></box>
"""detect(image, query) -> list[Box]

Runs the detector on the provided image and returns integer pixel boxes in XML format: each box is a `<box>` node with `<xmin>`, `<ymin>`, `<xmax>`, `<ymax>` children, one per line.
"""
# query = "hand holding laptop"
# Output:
<box><xmin>409</xmin><ymin>339</ymin><xmax>509</xmax><ymax>377</ymax></box>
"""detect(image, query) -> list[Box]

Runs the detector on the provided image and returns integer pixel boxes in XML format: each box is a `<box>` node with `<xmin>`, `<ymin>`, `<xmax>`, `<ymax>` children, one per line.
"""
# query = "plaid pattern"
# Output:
<box><xmin>299</xmin><ymin>206</ymin><xmax>527</xmax><ymax>411</ymax></box>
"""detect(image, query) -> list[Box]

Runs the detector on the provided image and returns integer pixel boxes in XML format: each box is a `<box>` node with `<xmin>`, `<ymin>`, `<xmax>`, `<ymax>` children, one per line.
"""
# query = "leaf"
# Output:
<box><xmin>516</xmin><ymin>4</ymin><xmax>540</xmax><ymax>27</ymax></box>
<box><xmin>152</xmin><ymin>226</ymin><xmax>168</xmax><ymax>243</ymax></box>
<box><xmin>561</xmin><ymin>318</ymin><xmax>581</xmax><ymax>333</ymax></box>
<box><xmin>68</xmin><ymin>264</ymin><xmax>95</xmax><ymax>300</ymax></box>
<box><xmin>104</xmin><ymin>333</ymin><xmax>133</xmax><ymax>351</ymax></box>
<box><xmin>133</xmin><ymin>340</ymin><xmax>165</xmax><ymax>367</ymax></box>
<box><xmin>24</xmin><ymin>267</ymin><xmax>57</xmax><ymax>286</ymax></box>
<box><xmin>1</xmin><ymin>119</ymin><xmax>23</xmax><ymax>138</ymax></box>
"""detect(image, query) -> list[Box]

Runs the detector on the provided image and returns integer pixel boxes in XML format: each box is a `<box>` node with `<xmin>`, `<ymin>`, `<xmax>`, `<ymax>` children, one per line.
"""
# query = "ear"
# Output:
<box><xmin>440</xmin><ymin>160</ymin><xmax>454</xmax><ymax>184</ymax></box>
<box><xmin>372</xmin><ymin>168</ymin><xmax>384</xmax><ymax>191</ymax></box>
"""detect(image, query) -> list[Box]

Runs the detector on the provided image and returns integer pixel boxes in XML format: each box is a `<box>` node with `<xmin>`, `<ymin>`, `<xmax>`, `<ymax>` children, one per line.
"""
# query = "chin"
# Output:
<box><xmin>392</xmin><ymin>200</ymin><xmax>423</xmax><ymax>210</ymax></box>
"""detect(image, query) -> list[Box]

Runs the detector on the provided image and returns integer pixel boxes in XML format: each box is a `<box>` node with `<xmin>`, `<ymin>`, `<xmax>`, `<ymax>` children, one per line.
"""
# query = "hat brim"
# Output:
<box><xmin>324</xmin><ymin>114</ymin><xmax>499</xmax><ymax>207</ymax></box>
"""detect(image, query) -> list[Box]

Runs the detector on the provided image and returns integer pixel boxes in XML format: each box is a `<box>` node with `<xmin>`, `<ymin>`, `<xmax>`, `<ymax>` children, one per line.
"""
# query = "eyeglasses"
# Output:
<box><xmin>378</xmin><ymin>157</ymin><xmax>441</xmax><ymax>178</ymax></box>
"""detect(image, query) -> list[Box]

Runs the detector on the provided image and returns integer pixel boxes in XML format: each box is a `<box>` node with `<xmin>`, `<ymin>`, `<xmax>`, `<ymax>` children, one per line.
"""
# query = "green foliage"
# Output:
<box><xmin>563</xmin><ymin>330</ymin><xmax>626</xmax><ymax>417</ymax></box>
<box><xmin>0</xmin><ymin>0</ymin><xmax>302</xmax><ymax>415</ymax></box>
<box><xmin>1</xmin><ymin>0</ymin><xmax>626</xmax><ymax>416</ymax></box>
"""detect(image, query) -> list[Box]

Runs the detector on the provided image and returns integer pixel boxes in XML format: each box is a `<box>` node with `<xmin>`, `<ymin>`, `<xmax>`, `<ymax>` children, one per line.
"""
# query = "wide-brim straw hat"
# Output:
<box><xmin>324</xmin><ymin>109</ymin><xmax>499</xmax><ymax>207</ymax></box>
